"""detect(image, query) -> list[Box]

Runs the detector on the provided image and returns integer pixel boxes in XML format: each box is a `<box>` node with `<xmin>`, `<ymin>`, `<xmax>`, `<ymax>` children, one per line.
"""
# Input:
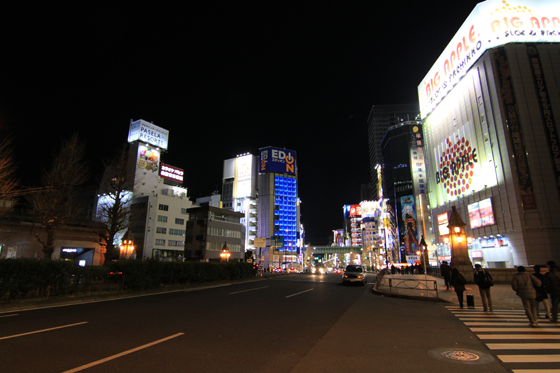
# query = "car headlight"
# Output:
<box><xmin>357</xmin><ymin>275</ymin><xmax>364</xmax><ymax>279</ymax></box>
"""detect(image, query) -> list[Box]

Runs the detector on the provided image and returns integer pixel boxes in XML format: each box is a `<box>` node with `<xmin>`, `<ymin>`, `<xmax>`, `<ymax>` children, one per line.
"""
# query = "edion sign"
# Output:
<box><xmin>259</xmin><ymin>146</ymin><xmax>296</xmax><ymax>175</ymax></box>
<box><xmin>160</xmin><ymin>163</ymin><xmax>184</xmax><ymax>182</ymax></box>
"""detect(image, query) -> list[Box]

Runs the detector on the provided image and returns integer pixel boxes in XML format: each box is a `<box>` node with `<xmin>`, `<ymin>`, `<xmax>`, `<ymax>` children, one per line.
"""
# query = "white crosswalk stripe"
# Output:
<box><xmin>446</xmin><ymin>306</ymin><xmax>560</xmax><ymax>371</ymax></box>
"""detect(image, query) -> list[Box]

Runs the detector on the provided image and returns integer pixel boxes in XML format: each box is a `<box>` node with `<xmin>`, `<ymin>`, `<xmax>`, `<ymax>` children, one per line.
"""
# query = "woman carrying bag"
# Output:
<box><xmin>451</xmin><ymin>267</ymin><xmax>467</xmax><ymax>308</ymax></box>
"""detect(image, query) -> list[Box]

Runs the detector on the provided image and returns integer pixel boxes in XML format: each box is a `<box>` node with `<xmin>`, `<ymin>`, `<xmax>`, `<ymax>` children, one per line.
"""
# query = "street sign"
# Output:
<box><xmin>254</xmin><ymin>238</ymin><xmax>266</xmax><ymax>248</ymax></box>
<box><xmin>271</xmin><ymin>236</ymin><xmax>284</xmax><ymax>250</ymax></box>
<box><xmin>247</xmin><ymin>259</ymin><xmax>252</xmax><ymax>263</ymax></box>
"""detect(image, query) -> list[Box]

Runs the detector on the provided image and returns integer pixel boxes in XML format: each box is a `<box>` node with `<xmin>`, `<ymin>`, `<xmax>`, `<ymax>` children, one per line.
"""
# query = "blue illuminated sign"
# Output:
<box><xmin>259</xmin><ymin>147</ymin><xmax>296</xmax><ymax>175</ymax></box>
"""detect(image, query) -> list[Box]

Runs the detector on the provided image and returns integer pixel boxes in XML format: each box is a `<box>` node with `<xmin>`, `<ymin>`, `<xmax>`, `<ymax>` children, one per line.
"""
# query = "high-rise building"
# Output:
<box><xmin>257</xmin><ymin>146</ymin><xmax>300</xmax><ymax>269</ymax></box>
<box><xmin>367</xmin><ymin>104</ymin><xmax>420</xmax><ymax>200</ymax></box>
<box><xmin>97</xmin><ymin>119</ymin><xmax>193</xmax><ymax>261</ymax></box>
<box><xmin>419</xmin><ymin>0</ymin><xmax>560</xmax><ymax>266</ymax></box>
<box><xmin>382</xmin><ymin>120</ymin><xmax>431</xmax><ymax>263</ymax></box>
<box><xmin>222</xmin><ymin>153</ymin><xmax>258</xmax><ymax>252</ymax></box>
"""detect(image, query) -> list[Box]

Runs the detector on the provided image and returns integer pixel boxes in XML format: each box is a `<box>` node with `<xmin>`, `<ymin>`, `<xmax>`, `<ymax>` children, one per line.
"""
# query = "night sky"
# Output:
<box><xmin>1</xmin><ymin>1</ymin><xmax>483</xmax><ymax>245</ymax></box>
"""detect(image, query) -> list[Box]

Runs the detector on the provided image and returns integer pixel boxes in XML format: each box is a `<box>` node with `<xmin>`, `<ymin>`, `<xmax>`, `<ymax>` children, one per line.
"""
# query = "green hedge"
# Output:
<box><xmin>0</xmin><ymin>259</ymin><xmax>256</xmax><ymax>302</ymax></box>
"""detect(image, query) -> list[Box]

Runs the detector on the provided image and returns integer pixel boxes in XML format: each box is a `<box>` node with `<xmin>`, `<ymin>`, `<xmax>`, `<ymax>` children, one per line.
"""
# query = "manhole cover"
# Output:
<box><xmin>441</xmin><ymin>350</ymin><xmax>480</xmax><ymax>361</ymax></box>
<box><xmin>428</xmin><ymin>348</ymin><xmax>494</xmax><ymax>365</ymax></box>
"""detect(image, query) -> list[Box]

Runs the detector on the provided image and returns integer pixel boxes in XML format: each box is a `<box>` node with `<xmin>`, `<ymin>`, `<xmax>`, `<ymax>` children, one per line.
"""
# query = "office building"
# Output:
<box><xmin>184</xmin><ymin>204</ymin><xmax>245</xmax><ymax>261</ymax></box>
<box><xmin>381</xmin><ymin>120</ymin><xmax>432</xmax><ymax>263</ymax></box>
<box><xmin>367</xmin><ymin>104</ymin><xmax>420</xmax><ymax>200</ymax></box>
<box><xmin>257</xmin><ymin>146</ymin><xmax>300</xmax><ymax>269</ymax></box>
<box><xmin>222</xmin><ymin>153</ymin><xmax>258</xmax><ymax>252</ymax></box>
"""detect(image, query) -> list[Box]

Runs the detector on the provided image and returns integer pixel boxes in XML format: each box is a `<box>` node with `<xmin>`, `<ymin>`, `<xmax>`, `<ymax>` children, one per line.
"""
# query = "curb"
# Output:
<box><xmin>372</xmin><ymin>288</ymin><xmax>451</xmax><ymax>303</ymax></box>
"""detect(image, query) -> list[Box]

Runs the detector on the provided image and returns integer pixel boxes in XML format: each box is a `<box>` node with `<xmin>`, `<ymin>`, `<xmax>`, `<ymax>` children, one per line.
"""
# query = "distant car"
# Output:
<box><xmin>342</xmin><ymin>265</ymin><xmax>367</xmax><ymax>285</ymax></box>
<box><xmin>333</xmin><ymin>268</ymin><xmax>341</xmax><ymax>274</ymax></box>
<box><xmin>311</xmin><ymin>266</ymin><xmax>325</xmax><ymax>274</ymax></box>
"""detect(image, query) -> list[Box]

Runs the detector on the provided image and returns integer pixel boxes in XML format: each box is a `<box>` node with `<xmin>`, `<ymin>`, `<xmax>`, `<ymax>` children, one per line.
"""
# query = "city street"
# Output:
<box><xmin>1</xmin><ymin>274</ymin><xmax>510</xmax><ymax>373</ymax></box>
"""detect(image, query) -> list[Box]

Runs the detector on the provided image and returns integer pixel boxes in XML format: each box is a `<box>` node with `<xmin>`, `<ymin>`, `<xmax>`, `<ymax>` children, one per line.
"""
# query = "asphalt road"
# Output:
<box><xmin>0</xmin><ymin>274</ymin><xmax>510</xmax><ymax>373</ymax></box>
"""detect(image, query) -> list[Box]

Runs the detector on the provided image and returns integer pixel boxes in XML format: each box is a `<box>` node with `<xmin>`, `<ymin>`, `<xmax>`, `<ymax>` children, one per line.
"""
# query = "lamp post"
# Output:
<box><xmin>220</xmin><ymin>242</ymin><xmax>231</xmax><ymax>262</ymax></box>
<box><xmin>447</xmin><ymin>206</ymin><xmax>473</xmax><ymax>278</ymax></box>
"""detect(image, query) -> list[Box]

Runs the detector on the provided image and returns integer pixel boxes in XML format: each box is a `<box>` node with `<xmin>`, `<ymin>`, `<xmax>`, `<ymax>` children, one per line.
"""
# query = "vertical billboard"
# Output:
<box><xmin>410</xmin><ymin>124</ymin><xmax>426</xmax><ymax>195</ymax></box>
<box><xmin>259</xmin><ymin>147</ymin><xmax>296</xmax><ymax>175</ymax></box>
<box><xmin>236</xmin><ymin>154</ymin><xmax>253</xmax><ymax>198</ymax></box>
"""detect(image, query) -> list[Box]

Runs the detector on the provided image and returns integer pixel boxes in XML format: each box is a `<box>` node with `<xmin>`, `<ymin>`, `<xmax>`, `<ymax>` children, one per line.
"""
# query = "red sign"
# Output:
<box><xmin>160</xmin><ymin>163</ymin><xmax>184</xmax><ymax>182</ymax></box>
<box><xmin>349</xmin><ymin>205</ymin><xmax>362</xmax><ymax>217</ymax></box>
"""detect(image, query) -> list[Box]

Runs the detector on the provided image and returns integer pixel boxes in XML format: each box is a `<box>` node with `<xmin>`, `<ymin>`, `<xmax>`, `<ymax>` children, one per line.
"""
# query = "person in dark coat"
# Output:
<box><xmin>545</xmin><ymin>260</ymin><xmax>560</xmax><ymax>323</ymax></box>
<box><xmin>532</xmin><ymin>265</ymin><xmax>551</xmax><ymax>319</ymax></box>
<box><xmin>474</xmin><ymin>264</ymin><xmax>493</xmax><ymax>311</ymax></box>
<box><xmin>512</xmin><ymin>266</ymin><xmax>541</xmax><ymax>327</ymax></box>
<box><xmin>440</xmin><ymin>261</ymin><xmax>451</xmax><ymax>290</ymax></box>
<box><xmin>451</xmin><ymin>268</ymin><xmax>467</xmax><ymax>308</ymax></box>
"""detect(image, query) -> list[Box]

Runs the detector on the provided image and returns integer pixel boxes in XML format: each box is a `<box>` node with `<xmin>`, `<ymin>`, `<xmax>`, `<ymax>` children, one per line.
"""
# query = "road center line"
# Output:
<box><xmin>0</xmin><ymin>314</ymin><xmax>18</xmax><ymax>318</ymax></box>
<box><xmin>62</xmin><ymin>333</ymin><xmax>185</xmax><ymax>373</ymax></box>
<box><xmin>286</xmin><ymin>289</ymin><xmax>314</xmax><ymax>298</ymax></box>
<box><xmin>230</xmin><ymin>286</ymin><xmax>269</xmax><ymax>294</ymax></box>
<box><xmin>0</xmin><ymin>322</ymin><xmax>88</xmax><ymax>341</ymax></box>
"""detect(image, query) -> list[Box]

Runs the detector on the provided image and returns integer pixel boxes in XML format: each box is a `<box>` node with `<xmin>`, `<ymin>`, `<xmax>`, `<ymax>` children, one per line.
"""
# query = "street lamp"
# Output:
<box><xmin>220</xmin><ymin>242</ymin><xmax>231</xmax><ymax>262</ymax></box>
<box><xmin>120</xmin><ymin>231</ymin><xmax>135</xmax><ymax>259</ymax></box>
<box><xmin>447</xmin><ymin>206</ymin><xmax>473</xmax><ymax>277</ymax></box>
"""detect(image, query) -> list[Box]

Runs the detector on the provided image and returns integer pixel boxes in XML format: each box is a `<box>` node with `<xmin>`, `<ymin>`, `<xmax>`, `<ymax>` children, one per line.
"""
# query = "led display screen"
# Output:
<box><xmin>468</xmin><ymin>198</ymin><xmax>495</xmax><ymax>229</ymax></box>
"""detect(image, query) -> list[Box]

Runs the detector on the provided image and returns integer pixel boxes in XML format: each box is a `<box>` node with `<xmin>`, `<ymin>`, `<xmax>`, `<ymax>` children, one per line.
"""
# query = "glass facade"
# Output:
<box><xmin>274</xmin><ymin>176</ymin><xmax>297</xmax><ymax>252</ymax></box>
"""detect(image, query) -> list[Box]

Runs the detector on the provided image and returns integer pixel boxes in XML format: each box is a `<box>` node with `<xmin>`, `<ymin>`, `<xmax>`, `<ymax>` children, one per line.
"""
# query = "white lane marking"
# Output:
<box><xmin>0</xmin><ymin>314</ymin><xmax>18</xmax><ymax>318</ymax></box>
<box><xmin>487</xmin><ymin>343</ymin><xmax>560</xmax><ymax>350</ymax></box>
<box><xmin>0</xmin><ymin>322</ymin><xmax>88</xmax><ymax>341</ymax></box>
<box><xmin>464</xmin><ymin>321</ymin><xmax>528</xmax><ymax>326</ymax></box>
<box><xmin>471</xmin><ymin>327</ymin><xmax>560</xmax><ymax>332</ymax></box>
<box><xmin>229</xmin><ymin>286</ymin><xmax>269</xmax><ymax>295</ymax></box>
<box><xmin>460</xmin><ymin>318</ymin><xmax>527</xmax><ymax>321</ymax></box>
<box><xmin>498</xmin><ymin>354</ymin><xmax>560</xmax><ymax>363</ymax></box>
<box><xmin>62</xmin><ymin>333</ymin><xmax>184</xmax><ymax>373</ymax></box>
<box><xmin>479</xmin><ymin>335</ymin><xmax>560</xmax><ymax>340</ymax></box>
<box><xmin>285</xmin><ymin>289</ymin><xmax>314</xmax><ymax>298</ymax></box>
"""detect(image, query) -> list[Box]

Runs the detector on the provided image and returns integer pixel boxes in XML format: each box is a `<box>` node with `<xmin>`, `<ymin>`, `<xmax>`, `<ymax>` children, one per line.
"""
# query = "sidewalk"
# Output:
<box><xmin>375</xmin><ymin>274</ymin><xmax>523</xmax><ymax>309</ymax></box>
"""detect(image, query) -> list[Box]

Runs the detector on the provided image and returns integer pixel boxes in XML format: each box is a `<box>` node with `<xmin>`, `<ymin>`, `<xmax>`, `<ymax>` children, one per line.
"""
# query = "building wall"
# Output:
<box><xmin>425</xmin><ymin>44</ymin><xmax>560</xmax><ymax>267</ymax></box>
<box><xmin>0</xmin><ymin>220</ymin><xmax>104</xmax><ymax>265</ymax></box>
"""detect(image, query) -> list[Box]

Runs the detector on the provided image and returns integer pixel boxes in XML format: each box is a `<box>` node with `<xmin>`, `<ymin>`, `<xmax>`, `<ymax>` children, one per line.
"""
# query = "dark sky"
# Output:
<box><xmin>1</xmin><ymin>1</ymin><xmax>482</xmax><ymax>245</ymax></box>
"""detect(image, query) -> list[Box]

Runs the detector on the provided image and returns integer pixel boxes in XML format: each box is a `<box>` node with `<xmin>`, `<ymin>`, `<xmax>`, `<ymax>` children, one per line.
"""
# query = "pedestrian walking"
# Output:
<box><xmin>440</xmin><ymin>261</ymin><xmax>452</xmax><ymax>290</ymax></box>
<box><xmin>512</xmin><ymin>266</ymin><xmax>541</xmax><ymax>327</ymax></box>
<box><xmin>545</xmin><ymin>260</ymin><xmax>560</xmax><ymax>323</ymax></box>
<box><xmin>532</xmin><ymin>265</ymin><xmax>551</xmax><ymax>319</ymax></box>
<box><xmin>451</xmin><ymin>268</ymin><xmax>467</xmax><ymax>308</ymax></box>
<box><xmin>473</xmin><ymin>264</ymin><xmax>493</xmax><ymax>311</ymax></box>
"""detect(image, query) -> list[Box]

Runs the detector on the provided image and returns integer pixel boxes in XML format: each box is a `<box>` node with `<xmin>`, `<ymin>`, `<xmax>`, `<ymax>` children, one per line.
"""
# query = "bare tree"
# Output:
<box><xmin>0</xmin><ymin>136</ymin><xmax>19</xmax><ymax>214</ymax></box>
<box><xmin>95</xmin><ymin>144</ymin><xmax>133</xmax><ymax>262</ymax></box>
<box><xmin>28</xmin><ymin>134</ymin><xmax>90</xmax><ymax>259</ymax></box>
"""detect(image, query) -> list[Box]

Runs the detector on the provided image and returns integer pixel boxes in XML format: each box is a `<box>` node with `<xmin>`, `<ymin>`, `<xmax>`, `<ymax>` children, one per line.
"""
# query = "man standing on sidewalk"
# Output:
<box><xmin>474</xmin><ymin>264</ymin><xmax>493</xmax><ymax>312</ymax></box>
<box><xmin>545</xmin><ymin>260</ymin><xmax>560</xmax><ymax>323</ymax></box>
<box><xmin>512</xmin><ymin>266</ymin><xmax>541</xmax><ymax>327</ymax></box>
<box><xmin>440</xmin><ymin>261</ymin><xmax>451</xmax><ymax>290</ymax></box>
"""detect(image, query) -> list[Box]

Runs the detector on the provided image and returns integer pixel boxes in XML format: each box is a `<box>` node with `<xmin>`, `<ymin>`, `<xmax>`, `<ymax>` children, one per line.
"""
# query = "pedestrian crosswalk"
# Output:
<box><xmin>446</xmin><ymin>306</ymin><xmax>560</xmax><ymax>372</ymax></box>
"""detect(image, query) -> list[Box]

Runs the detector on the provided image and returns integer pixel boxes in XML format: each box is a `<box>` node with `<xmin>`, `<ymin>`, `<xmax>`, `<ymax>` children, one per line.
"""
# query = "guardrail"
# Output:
<box><xmin>375</xmin><ymin>276</ymin><xmax>439</xmax><ymax>299</ymax></box>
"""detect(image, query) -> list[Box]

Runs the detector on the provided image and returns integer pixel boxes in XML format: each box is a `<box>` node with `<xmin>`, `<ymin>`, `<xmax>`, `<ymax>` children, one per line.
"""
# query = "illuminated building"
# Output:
<box><xmin>343</xmin><ymin>205</ymin><xmax>362</xmax><ymax>247</ymax></box>
<box><xmin>419</xmin><ymin>0</ymin><xmax>560</xmax><ymax>266</ymax></box>
<box><xmin>381</xmin><ymin>120</ymin><xmax>432</xmax><ymax>263</ymax></box>
<box><xmin>222</xmin><ymin>153</ymin><xmax>258</xmax><ymax>253</ymax></box>
<box><xmin>97</xmin><ymin>119</ymin><xmax>194</xmax><ymax>262</ymax></box>
<box><xmin>257</xmin><ymin>146</ymin><xmax>300</xmax><ymax>269</ymax></box>
<box><xmin>367</xmin><ymin>104</ymin><xmax>420</xmax><ymax>200</ymax></box>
